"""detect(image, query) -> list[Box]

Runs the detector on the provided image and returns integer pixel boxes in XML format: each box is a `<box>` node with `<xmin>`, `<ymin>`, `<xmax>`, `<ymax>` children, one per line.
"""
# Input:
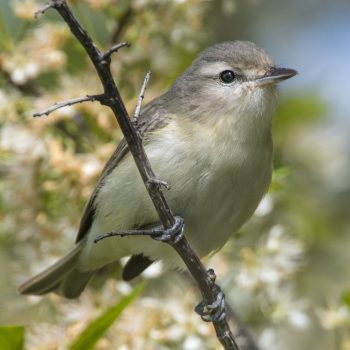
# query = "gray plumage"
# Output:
<box><xmin>18</xmin><ymin>41</ymin><xmax>296</xmax><ymax>298</ymax></box>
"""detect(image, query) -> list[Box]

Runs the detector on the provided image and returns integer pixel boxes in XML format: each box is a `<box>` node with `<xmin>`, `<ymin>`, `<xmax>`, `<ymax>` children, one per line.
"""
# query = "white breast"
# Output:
<box><xmin>159</xmin><ymin>115</ymin><xmax>273</xmax><ymax>258</ymax></box>
<box><xmin>79</xmin><ymin>115</ymin><xmax>272</xmax><ymax>271</ymax></box>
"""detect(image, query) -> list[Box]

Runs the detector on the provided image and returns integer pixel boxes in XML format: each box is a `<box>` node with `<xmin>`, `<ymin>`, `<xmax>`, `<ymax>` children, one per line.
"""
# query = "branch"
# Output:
<box><xmin>35</xmin><ymin>1</ymin><xmax>241</xmax><ymax>349</ymax></box>
<box><xmin>180</xmin><ymin>271</ymin><xmax>261</xmax><ymax>350</ymax></box>
<box><xmin>33</xmin><ymin>94</ymin><xmax>105</xmax><ymax>117</ymax></box>
<box><xmin>133</xmin><ymin>70</ymin><xmax>151</xmax><ymax>121</ymax></box>
<box><xmin>34</xmin><ymin>2</ymin><xmax>52</xmax><ymax>18</ymax></box>
<box><xmin>101</xmin><ymin>42</ymin><xmax>130</xmax><ymax>62</ymax></box>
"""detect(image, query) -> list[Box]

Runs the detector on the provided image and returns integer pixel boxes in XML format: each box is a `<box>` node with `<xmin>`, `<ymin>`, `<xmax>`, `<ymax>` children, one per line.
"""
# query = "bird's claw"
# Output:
<box><xmin>147</xmin><ymin>177</ymin><xmax>171</xmax><ymax>190</ymax></box>
<box><xmin>152</xmin><ymin>216</ymin><xmax>184</xmax><ymax>244</ymax></box>
<box><xmin>195</xmin><ymin>287</ymin><xmax>226</xmax><ymax>322</ymax></box>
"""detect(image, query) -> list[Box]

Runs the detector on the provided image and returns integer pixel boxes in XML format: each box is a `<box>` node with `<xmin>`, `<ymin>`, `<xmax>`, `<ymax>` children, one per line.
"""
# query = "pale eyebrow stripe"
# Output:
<box><xmin>197</xmin><ymin>62</ymin><xmax>250</xmax><ymax>83</ymax></box>
<box><xmin>198</xmin><ymin>62</ymin><xmax>233</xmax><ymax>76</ymax></box>
<box><xmin>197</xmin><ymin>62</ymin><xmax>248</xmax><ymax>80</ymax></box>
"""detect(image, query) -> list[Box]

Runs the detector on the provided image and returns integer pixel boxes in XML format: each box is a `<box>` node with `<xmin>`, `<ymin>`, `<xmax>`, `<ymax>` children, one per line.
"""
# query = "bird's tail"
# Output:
<box><xmin>18</xmin><ymin>241</ymin><xmax>94</xmax><ymax>299</ymax></box>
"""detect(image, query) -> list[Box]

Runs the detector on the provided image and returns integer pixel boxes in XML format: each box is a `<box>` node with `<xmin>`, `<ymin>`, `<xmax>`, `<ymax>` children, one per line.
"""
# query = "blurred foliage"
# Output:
<box><xmin>273</xmin><ymin>94</ymin><xmax>327</xmax><ymax>144</ymax></box>
<box><xmin>1</xmin><ymin>1</ymin><xmax>350</xmax><ymax>350</ymax></box>
<box><xmin>70</xmin><ymin>283</ymin><xmax>144</xmax><ymax>350</ymax></box>
<box><xmin>0</xmin><ymin>326</ymin><xmax>25</xmax><ymax>350</ymax></box>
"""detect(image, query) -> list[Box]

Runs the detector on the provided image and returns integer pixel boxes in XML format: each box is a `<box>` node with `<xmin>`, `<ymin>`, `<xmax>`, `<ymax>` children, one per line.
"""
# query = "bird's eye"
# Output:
<box><xmin>219</xmin><ymin>70</ymin><xmax>235</xmax><ymax>84</ymax></box>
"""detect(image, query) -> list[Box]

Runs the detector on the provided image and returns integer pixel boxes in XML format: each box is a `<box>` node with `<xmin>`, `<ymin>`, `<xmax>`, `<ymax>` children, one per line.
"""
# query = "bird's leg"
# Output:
<box><xmin>195</xmin><ymin>269</ymin><xmax>226</xmax><ymax>322</ymax></box>
<box><xmin>94</xmin><ymin>216</ymin><xmax>184</xmax><ymax>244</ymax></box>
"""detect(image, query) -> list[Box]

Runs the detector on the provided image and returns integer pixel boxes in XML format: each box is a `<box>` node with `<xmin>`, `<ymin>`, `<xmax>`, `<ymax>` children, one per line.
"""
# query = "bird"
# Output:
<box><xmin>18</xmin><ymin>41</ymin><xmax>297</xmax><ymax>298</ymax></box>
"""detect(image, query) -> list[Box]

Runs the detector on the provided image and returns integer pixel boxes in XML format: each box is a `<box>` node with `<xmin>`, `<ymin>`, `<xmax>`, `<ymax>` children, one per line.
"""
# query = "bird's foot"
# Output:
<box><xmin>94</xmin><ymin>215</ymin><xmax>184</xmax><ymax>244</ymax></box>
<box><xmin>152</xmin><ymin>215</ymin><xmax>184</xmax><ymax>244</ymax></box>
<box><xmin>147</xmin><ymin>177</ymin><xmax>171</xmax><ymax>190</ymax></box>
<box><xmin>195</xmin><ymin>285</ymin><xmax>226</xmax><ymax>322</ymax></box>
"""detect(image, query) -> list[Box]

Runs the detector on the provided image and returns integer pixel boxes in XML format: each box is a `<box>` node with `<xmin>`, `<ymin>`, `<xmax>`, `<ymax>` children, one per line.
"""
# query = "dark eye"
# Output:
<box><xmin>219</xmin><ymin>70</ymin><xmax>235</xmax><ymax>84</ymax></box>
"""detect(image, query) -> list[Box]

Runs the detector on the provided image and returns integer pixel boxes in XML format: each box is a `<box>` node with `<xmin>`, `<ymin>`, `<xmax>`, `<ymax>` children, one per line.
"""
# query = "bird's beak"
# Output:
<box><xmin>256</xmin><ymin>67</ymin><xmax>298</xmax><ymax>86</ymax></box>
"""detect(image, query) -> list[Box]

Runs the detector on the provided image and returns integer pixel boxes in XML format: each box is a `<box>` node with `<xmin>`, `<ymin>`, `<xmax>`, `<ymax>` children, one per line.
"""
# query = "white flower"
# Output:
<box><xmin>183</xmin><ymin>335</ymin><xmax>204</xmax><ymax>350</ymax></box>
<box><xmin>11</xmin><ymin>62</ymin><xmax>40</xmax><ymax>84</ymax></box>
<box><xmin>82</xmin><ymin>159</ymin><xmax>102</xmax><ymax>180</ymax></box>
<box><xmin>288</xmin><ymin>309</ymin><xmax>310</xmax><ymax>328</ymax></box>
<box><xmin>317</xmin><ymin>305</ymin><xmax>350</xmax><ymax>330</ymax></box>
<box><xmin>259</xmin><ymin>328</ymin><xmax>276</xmax><ymax>350</ymax></box>
<box><xmin>236</xmin><ymin>225</ymin><xmax>304</xmax><ymax>291</ymax></box>
<box><xmin>266</xmin><ymin>286</ymin><xmax>310</xmax><ymax>329</ymax></box>
<box><xmin>11</xmin><ymin>68</ymin><xmax>28</xmax><ymax>85</ymax></box>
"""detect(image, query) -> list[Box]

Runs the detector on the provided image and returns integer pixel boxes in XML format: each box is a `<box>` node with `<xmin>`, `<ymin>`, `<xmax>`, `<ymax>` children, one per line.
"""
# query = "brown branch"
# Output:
<box><xmin>35</xmin><ymin>1</ymin><xmax>240</xmax><ymax>349</ymax></box>
<box><xmin>33</xmin><ymin>94</ymin><xmax>105</xmax><ymax>117</ymax></box>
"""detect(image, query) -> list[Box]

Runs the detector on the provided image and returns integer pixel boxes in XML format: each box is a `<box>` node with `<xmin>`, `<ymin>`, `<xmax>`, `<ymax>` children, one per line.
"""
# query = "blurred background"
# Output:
<box><xmin>0</xmin><ymin>0</ymin><xmax>349</xmax><ymax>349</ymax></box>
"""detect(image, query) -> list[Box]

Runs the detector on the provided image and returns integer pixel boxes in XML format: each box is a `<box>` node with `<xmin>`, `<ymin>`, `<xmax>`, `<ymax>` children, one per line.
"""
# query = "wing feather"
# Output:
<box><xmin>76</xmin><ymin>95</ymin><xmax>171</xmax><ymax>242</ymax></box>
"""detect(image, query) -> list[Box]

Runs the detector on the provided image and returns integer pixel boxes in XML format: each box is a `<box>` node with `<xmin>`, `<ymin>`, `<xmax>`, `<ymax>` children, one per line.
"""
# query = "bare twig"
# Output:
<box><xmin>34</xmin><ymin>2</ymin><xmax>53</xmax><ymax>18</ymax></box>
<box><xmin>35</xmin><ymin>1</ymin><xmax>241</xmax><ymax>349</ymax></box>
<box><xmin>133</xmin><ymin>70</ymin><xmax>151</xmax><ymax>121</ymax></box>
<box><xmin>101</xmin><ymin>42</ymin><xmax>130</xmax><ymax>62</ymax></box>
<box><xmin>33</xmin><ymin>94</ymin><xmax>104</xmax><ymax>117</ymax></box>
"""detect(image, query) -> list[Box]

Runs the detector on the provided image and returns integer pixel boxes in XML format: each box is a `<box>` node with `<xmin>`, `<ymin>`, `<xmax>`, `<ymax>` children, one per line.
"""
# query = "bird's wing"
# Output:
<box><xmin>76</xmin><ymin>95</ymin><xmax>170</xmax><ymax>243</ymax></box>
<box><xmin>75</xmin><ymin>139</ymin><xmax>128</xmax><ymax>242</ymax></box>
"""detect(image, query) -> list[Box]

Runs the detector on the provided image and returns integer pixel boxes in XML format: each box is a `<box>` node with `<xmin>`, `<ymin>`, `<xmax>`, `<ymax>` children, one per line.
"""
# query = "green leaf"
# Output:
<box><xmin>342</xmin><ymin>289</ymin><xmax>350</xmax><ymax>309</ymax></box>
<box><xmin>0</xmin><ymin>326</ymin><xmax>25</xmax><ymax>350</ymax></box>
<box><xmin>69</xmin><ymin>283</ymin><xmax>145</xmax><ymax>350</ymax></box>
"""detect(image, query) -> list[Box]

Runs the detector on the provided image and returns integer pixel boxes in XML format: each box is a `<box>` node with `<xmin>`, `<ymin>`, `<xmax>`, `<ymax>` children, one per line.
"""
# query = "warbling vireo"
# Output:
<box><xmin>19</xmin><ymin>41</ymin><xmax>297</xmax><ymax>298</ymax></box>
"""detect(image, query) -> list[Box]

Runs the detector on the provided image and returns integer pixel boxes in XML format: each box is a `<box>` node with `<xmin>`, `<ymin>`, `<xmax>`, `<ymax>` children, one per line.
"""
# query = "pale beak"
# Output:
<box><xmin>256</xmin><ymin>67</ymin><xmax>298</xmax><ymax>86</ymax></box>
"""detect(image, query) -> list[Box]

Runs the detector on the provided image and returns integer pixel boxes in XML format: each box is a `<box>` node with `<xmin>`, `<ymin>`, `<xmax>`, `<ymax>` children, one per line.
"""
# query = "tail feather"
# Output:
<box><xmin>57</xmin><ymin>268</ymin><xmax>94</xmax><ymax>299</ymax></box>
<box><xmin>18</xmin><ymin>241</ymin><xmax>93</xmax><ymax>298</ymax></box>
